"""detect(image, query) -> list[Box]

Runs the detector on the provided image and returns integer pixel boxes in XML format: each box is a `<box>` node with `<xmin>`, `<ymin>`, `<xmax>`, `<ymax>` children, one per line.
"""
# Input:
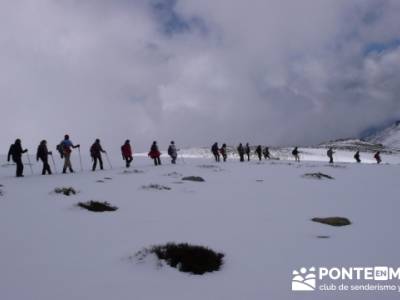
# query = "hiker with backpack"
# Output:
<box><xmin>7</xmin><ymin>139</ymin><xmax>28</xmax><ymax>177</ymax></box>
<box><xmin>148</xmin><ymin>141</ymin><xmax>161</xmax><ymax>166</ymax></box>
<box><xmin>211</xmin><ymin>142</ymin><xmax>220</xmax><ymax>162</ymax></box>
<box><xmin>263</xmin><ymin>147</ymin><xmax>271</xmax><ymax>159</ymax></box>
<box><xmin>121</xmin><ymin>140</ymin><xmax>133</xmax><ymax>168</ymax></box>
<box><xmin>255</xmin><ymin>145</ymin><xmax>262</xmax><ymax>161</ymax></box>
<box><xmin>292</xmin><ymin>147</ymin><xmax>300</xmax><ymax>162</ymax></box>
<box><xmin>327</xmin><ymin>147</ymin><xmax>335</xmax><ymax>164</ymax></box>
<box><xmin>58</xmin><ymin>135</ymin><xmax>80</xmax><ymax>173</ymax></box>
<box><xmin>374</xmin><ymin>151</ymin><xmax>382</xmax><ymax>164</ymax></box>
<box><xmin>220</xmin><ymin>144</ymin><xmax>227</xmax><ymax>162</ymax></box>
<box><xmin>90</xmin><ymin>139</ymin><xmax>106</xmax><ymax>171</ymax></box>
<box><xmin>354</xmin><ymin>151</ymin><xmax>361</xmax><ymax>163</ymax></box>
<box><xmin>245</xmin><ymin>143</ymin><xmax>251</xmax><ymax>161</ymax></box>
<box><xmin>168</xmin><ymin>141</ymin><xmax>178</xmax><ymax>164</ymax></box>
<box><xmin>237</xmin><ymin>143</ymin><xmax>245</xmax><ymax>162</ymax></box>
<box><xmin>36</xmin><ymin>140</ymin><xmax>52</xmax><ymax>175</ymax></box>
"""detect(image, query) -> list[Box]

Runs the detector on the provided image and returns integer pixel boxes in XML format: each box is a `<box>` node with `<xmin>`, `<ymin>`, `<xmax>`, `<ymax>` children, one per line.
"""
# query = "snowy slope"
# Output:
<box><xmin>365</xmin><ymin>121</ymin><xmax>400</xmax><ymax>149</ymax></box>
<box><xmin>1</xmin><ymin>152</ymin><xmax>400</xmax><ymax>300</ymax></box>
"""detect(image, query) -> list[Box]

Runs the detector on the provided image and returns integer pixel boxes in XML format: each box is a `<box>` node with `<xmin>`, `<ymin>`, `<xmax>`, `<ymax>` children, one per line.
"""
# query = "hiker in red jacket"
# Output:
<box><xmin>148</xmin><ymin>141</ymin><xmax>161</xmax><ymax>166</ymax></box>
<box><xmin>121</xmin><ymin>140</ymin><xmax>133</xmax><ymax>168</ymax></box>
<box><xmin>220</xmin><ymin>144</ymin><xmax>227</xmax><ymax>162</ymax></box>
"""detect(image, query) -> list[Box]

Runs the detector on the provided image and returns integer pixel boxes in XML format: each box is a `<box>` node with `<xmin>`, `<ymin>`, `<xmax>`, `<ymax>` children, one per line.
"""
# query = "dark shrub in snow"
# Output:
<box><xmin>137</xmin><ymin>243</ymin><xmax>224</xmax><ymax>275</ymax></box>
<box><xmin>54</xmin><ymin>187</ymin><xmax>77</xmax><ymax>196</ymax></box>
<box><xmin>312</xmin><ymin>217</ymin><xmax>351</xmax><ymax>227</ymax></box>
<box><xmin>182</xmin><ymin>176</ymin><xmax>205</xmax><ymax>182</ymax></box>
<box><xmin>78</xmin><ymin>201</ymin><xmax>118</xmax><ymax>212</ymax></box>
<box><xmin>302</xmin><ymin>173</ymin><xmax>334</xmax><ymax>180</ymax></box>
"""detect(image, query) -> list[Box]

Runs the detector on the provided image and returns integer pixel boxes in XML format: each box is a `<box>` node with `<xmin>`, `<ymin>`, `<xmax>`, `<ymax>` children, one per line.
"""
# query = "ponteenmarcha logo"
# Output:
<box><xmin>292</xmin><ymin>266</ymin><xmax>400</xmax><ymax>293</ymax></box>
<box><xmin>292</xmin><ymin>267</ymin><xmax>316</xmax><ymax>291</ymax></box>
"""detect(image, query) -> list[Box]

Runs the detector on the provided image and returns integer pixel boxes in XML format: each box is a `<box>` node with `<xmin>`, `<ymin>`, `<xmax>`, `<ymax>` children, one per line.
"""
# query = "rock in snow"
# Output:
<box><xmin>182</xmin><ymin>176</ymin><xmax>205</xmax><ymax>182</ymax></box>
<box><xmin>311</xmin><ymin>217</ymin><xmax>351</xmax><ymax>227</ymax></box>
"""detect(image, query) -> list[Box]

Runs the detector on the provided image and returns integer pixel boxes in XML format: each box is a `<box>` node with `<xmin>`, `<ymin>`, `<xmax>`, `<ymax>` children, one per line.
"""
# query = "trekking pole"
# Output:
<box><xmin>180</xmin><ymin>155</ymin><xmax>186</xmax><ymax>165</ymax></box>
<box><xmin>105</xmin><ymin>153</ymin><xmax>113</xmax><ymax>169</ymax></box>
<box><xmin>78</xmin><ymin>147</ymin><xmax>83</xmax><ymax>172</ymax></box>
<box><xmin>26</xmin><ymin>153</ymin><xmax>34</xmax><ymax>175</ymax></box>
<box><xmin>50</xmin><ymin>153</ymin><xmax>58</xmax><ymax>174</ymax></box>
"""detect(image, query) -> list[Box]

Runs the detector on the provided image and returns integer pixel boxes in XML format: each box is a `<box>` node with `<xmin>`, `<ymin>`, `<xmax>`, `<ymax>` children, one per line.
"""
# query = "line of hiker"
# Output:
<box><xmin>212</xmin><ymin>143</ymin><xmax>274</xmax><ymax>163</ymax></box>
<box><xmin>211</xmin><ymin>143</ymin><xmax>383</xmax><ymax>165</ymax></box>
<box><xmin>4</xmin><ymin>137</ymin><xmax>385</xmax><ymax>178</ymax></box>
<box><xmin>326</xmin><ymin>147</ymin><xmax>382</xmax><ymax>164</ymax></box>
<box><xmin>148</xmin><ymin>140</ymin><xmax>179</xmax><ymax>166</ymax></box>
<box><xmin>6</xmin><ymin>137</ymin><xmax>180</xmax><ymax>177</ymax></box>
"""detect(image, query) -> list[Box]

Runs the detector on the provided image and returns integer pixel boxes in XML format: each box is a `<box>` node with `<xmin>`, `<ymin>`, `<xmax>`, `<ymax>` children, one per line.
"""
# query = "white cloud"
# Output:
<box><xmin>1</xmin><ymin>0</ymin><xmax>400</xmax><ymax>152</ymax></box>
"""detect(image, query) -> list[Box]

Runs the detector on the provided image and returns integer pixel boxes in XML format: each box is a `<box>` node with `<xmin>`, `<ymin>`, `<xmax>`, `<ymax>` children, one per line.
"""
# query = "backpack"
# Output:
<box><xmin>292</xmin><ymin>149</ymin><xmax>298</xmax><ymax>156</ymax></box>
<box><xmin>56</xmin><ymin>143</ymin><xmax>64</xmax><ymax>159</ymax></box>
<box><xmin>168</xmin><ymin>145</ymin><xmax>173</xmax><ymax>156</ymax></box>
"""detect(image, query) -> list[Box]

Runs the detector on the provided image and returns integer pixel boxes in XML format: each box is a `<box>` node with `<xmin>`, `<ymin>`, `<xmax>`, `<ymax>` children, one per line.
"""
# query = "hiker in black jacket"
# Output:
<box><xmin>354</xmin><ymin>151</ymin><xmax>361</xmax><ymax>163</ymax></box>
<box><xmin>211</xmin><ymin>142</ymin><xmax>220</xmax><ymax>162</ymax></box>
<box><xmin>237</xmin><ymin>143</ymin><xmax>245</xmax><ymax>162</ymax></box>
<box><xmin>90</xmin><ymin>139</ymin><xmax>106</xmax><ymax>171</ymax></box>
<box><xmin>292</xmin><ymin>147</ymin><xmax>300</xmax><ymax>162</ymax></box>
<box><xmin>374</xmin><ymin>151</ymin><xmax>382</xmax><ymax>164</ymax></box>
<box><xmin>263</xmin><ymin>147</ymin><xmax>271</xmax><ymax>159</ymax></box>
<box><xmin>7</xmin><ymin>139</ymin><xmax>28</xmax><ymax>177</ymax></box>
<box><xmin>255</xmin><ymin>145</ymin><xmax>262</xmax><ymax>161</ymax></box>
<box><xmin>36</xmin><ymin>140</ymin><xmax>52</xmax><ymax>175</ymax></box>
<box><xmin>327</xmin><ymin>147</ymin><xmax>335</xmax><ymax>164</ymax></box>
<box><xmin>245</xmin><ymin>143</ymin><xmax>251</xmax><ymax>161</ymax></box>
<box><xmin>220</xmin><ymin>144</ymin><xmax>227</xmax><ymax>162</ymax></box>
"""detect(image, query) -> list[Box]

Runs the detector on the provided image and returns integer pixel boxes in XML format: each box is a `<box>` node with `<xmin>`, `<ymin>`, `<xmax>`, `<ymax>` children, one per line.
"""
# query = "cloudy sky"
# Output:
<box><xmin>1</xmin><ymin>0</ymin><xmax>400</xmax><ymax>152</ymax></box>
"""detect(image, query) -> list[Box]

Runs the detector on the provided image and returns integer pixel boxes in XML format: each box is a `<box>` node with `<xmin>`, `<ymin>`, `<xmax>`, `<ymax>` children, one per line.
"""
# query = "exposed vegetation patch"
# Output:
<box><xmin>326</xmin><ymin>164</ymin><xmax>347</xmax><ymax>169</ymax></box>
<box><xmin>135</xmin><ymin>243</ymin><xmax>224</xmax><ymax>275</ymax></box>
<box><xmin>302</xmin><ymin>172</ymin><xmax>334</xmax><ymax>180</ymax></box>
<box><xmin>182</xmin><ymin>176</ymin><xmax>205</xmax><ymax>182</ymax></box>
<box><xmin>141</xmin><ymin>184</ymin><xmax>171</xmax><ymax>191</ymax></box>
<box><xmin>77</xmin><ymin>201</ymin><xmax>118</xmax><ymax>212</ymax></box>
<box><xmin>54</xmin><ymin>187</ymin><xmax>77</xmax><ymax>196</ymax></box>
<box><xmin>122</xmin><ymin>169</ymin><xmax>144</xmax><ymax>174</ymax></box>
<box><xmin>1</xmin><ymin>163</ymin><xmax>15</xmax><ymax>168</ymax></box>
<box><xmin>197</xmin><ymin>164</ymin><xmax>219</xmax><ymax>169</ymax></box>
<box><xmin>164</xmin><ymin>172</ymin><xmax>183</xmax><ymax>178</ymax></box>
<box><xmin>197</xmin><ymin>165</ymin><xmax>223</xmax><ymax>172</ymax></box>
<box><xmin>316</xmin><ymin>235</ymin><xmax>330</xmax><ymax>239</ymax></box>
<box><xmin>104</xmin><ymin>177</ymin><xmax>112</xmax><ymax>180</ymax></box>
<box><xmin>312</xmin><ymin>217</ymin><xmax>351</xmax><ymax>227</ymax></box>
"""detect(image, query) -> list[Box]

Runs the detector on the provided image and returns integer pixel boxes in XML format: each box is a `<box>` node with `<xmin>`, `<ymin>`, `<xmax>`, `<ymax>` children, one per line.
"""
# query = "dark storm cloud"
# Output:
<box><xmin>1</xmin><ymin>0</ymin><xmax>400</xmax><ymax>153</ymax></box>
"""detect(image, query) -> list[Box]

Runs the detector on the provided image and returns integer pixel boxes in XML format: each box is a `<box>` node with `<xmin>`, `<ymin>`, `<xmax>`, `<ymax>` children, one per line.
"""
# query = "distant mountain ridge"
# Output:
<box><xmin>364</xmin><ymin>120</ymin><xmax>400</xmax><ymax>149</ymax></box>
<box><xmin>317</xmin><ymin>120</ymin><xmax>400</xmax><ymax>153</ymax></box>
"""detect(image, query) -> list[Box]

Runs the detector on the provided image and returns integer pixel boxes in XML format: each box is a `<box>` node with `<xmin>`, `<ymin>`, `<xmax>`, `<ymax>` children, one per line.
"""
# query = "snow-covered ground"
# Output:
<box><xmin>1</xmin><ymin>150</ymin><xmax>400</xmax><ymax>299</ymax></box>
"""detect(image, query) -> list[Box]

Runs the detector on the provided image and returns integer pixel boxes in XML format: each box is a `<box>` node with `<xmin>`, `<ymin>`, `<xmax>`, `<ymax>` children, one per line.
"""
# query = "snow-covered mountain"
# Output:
<box><xmin>364</xmin><ymin>120</ymin><xmax>400</xmax><ymax>149</ymax></box>
<box><xmin>318</xmin><ymin>138</ymin><xmax>384</xmax><ymax>152</ymax></box>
